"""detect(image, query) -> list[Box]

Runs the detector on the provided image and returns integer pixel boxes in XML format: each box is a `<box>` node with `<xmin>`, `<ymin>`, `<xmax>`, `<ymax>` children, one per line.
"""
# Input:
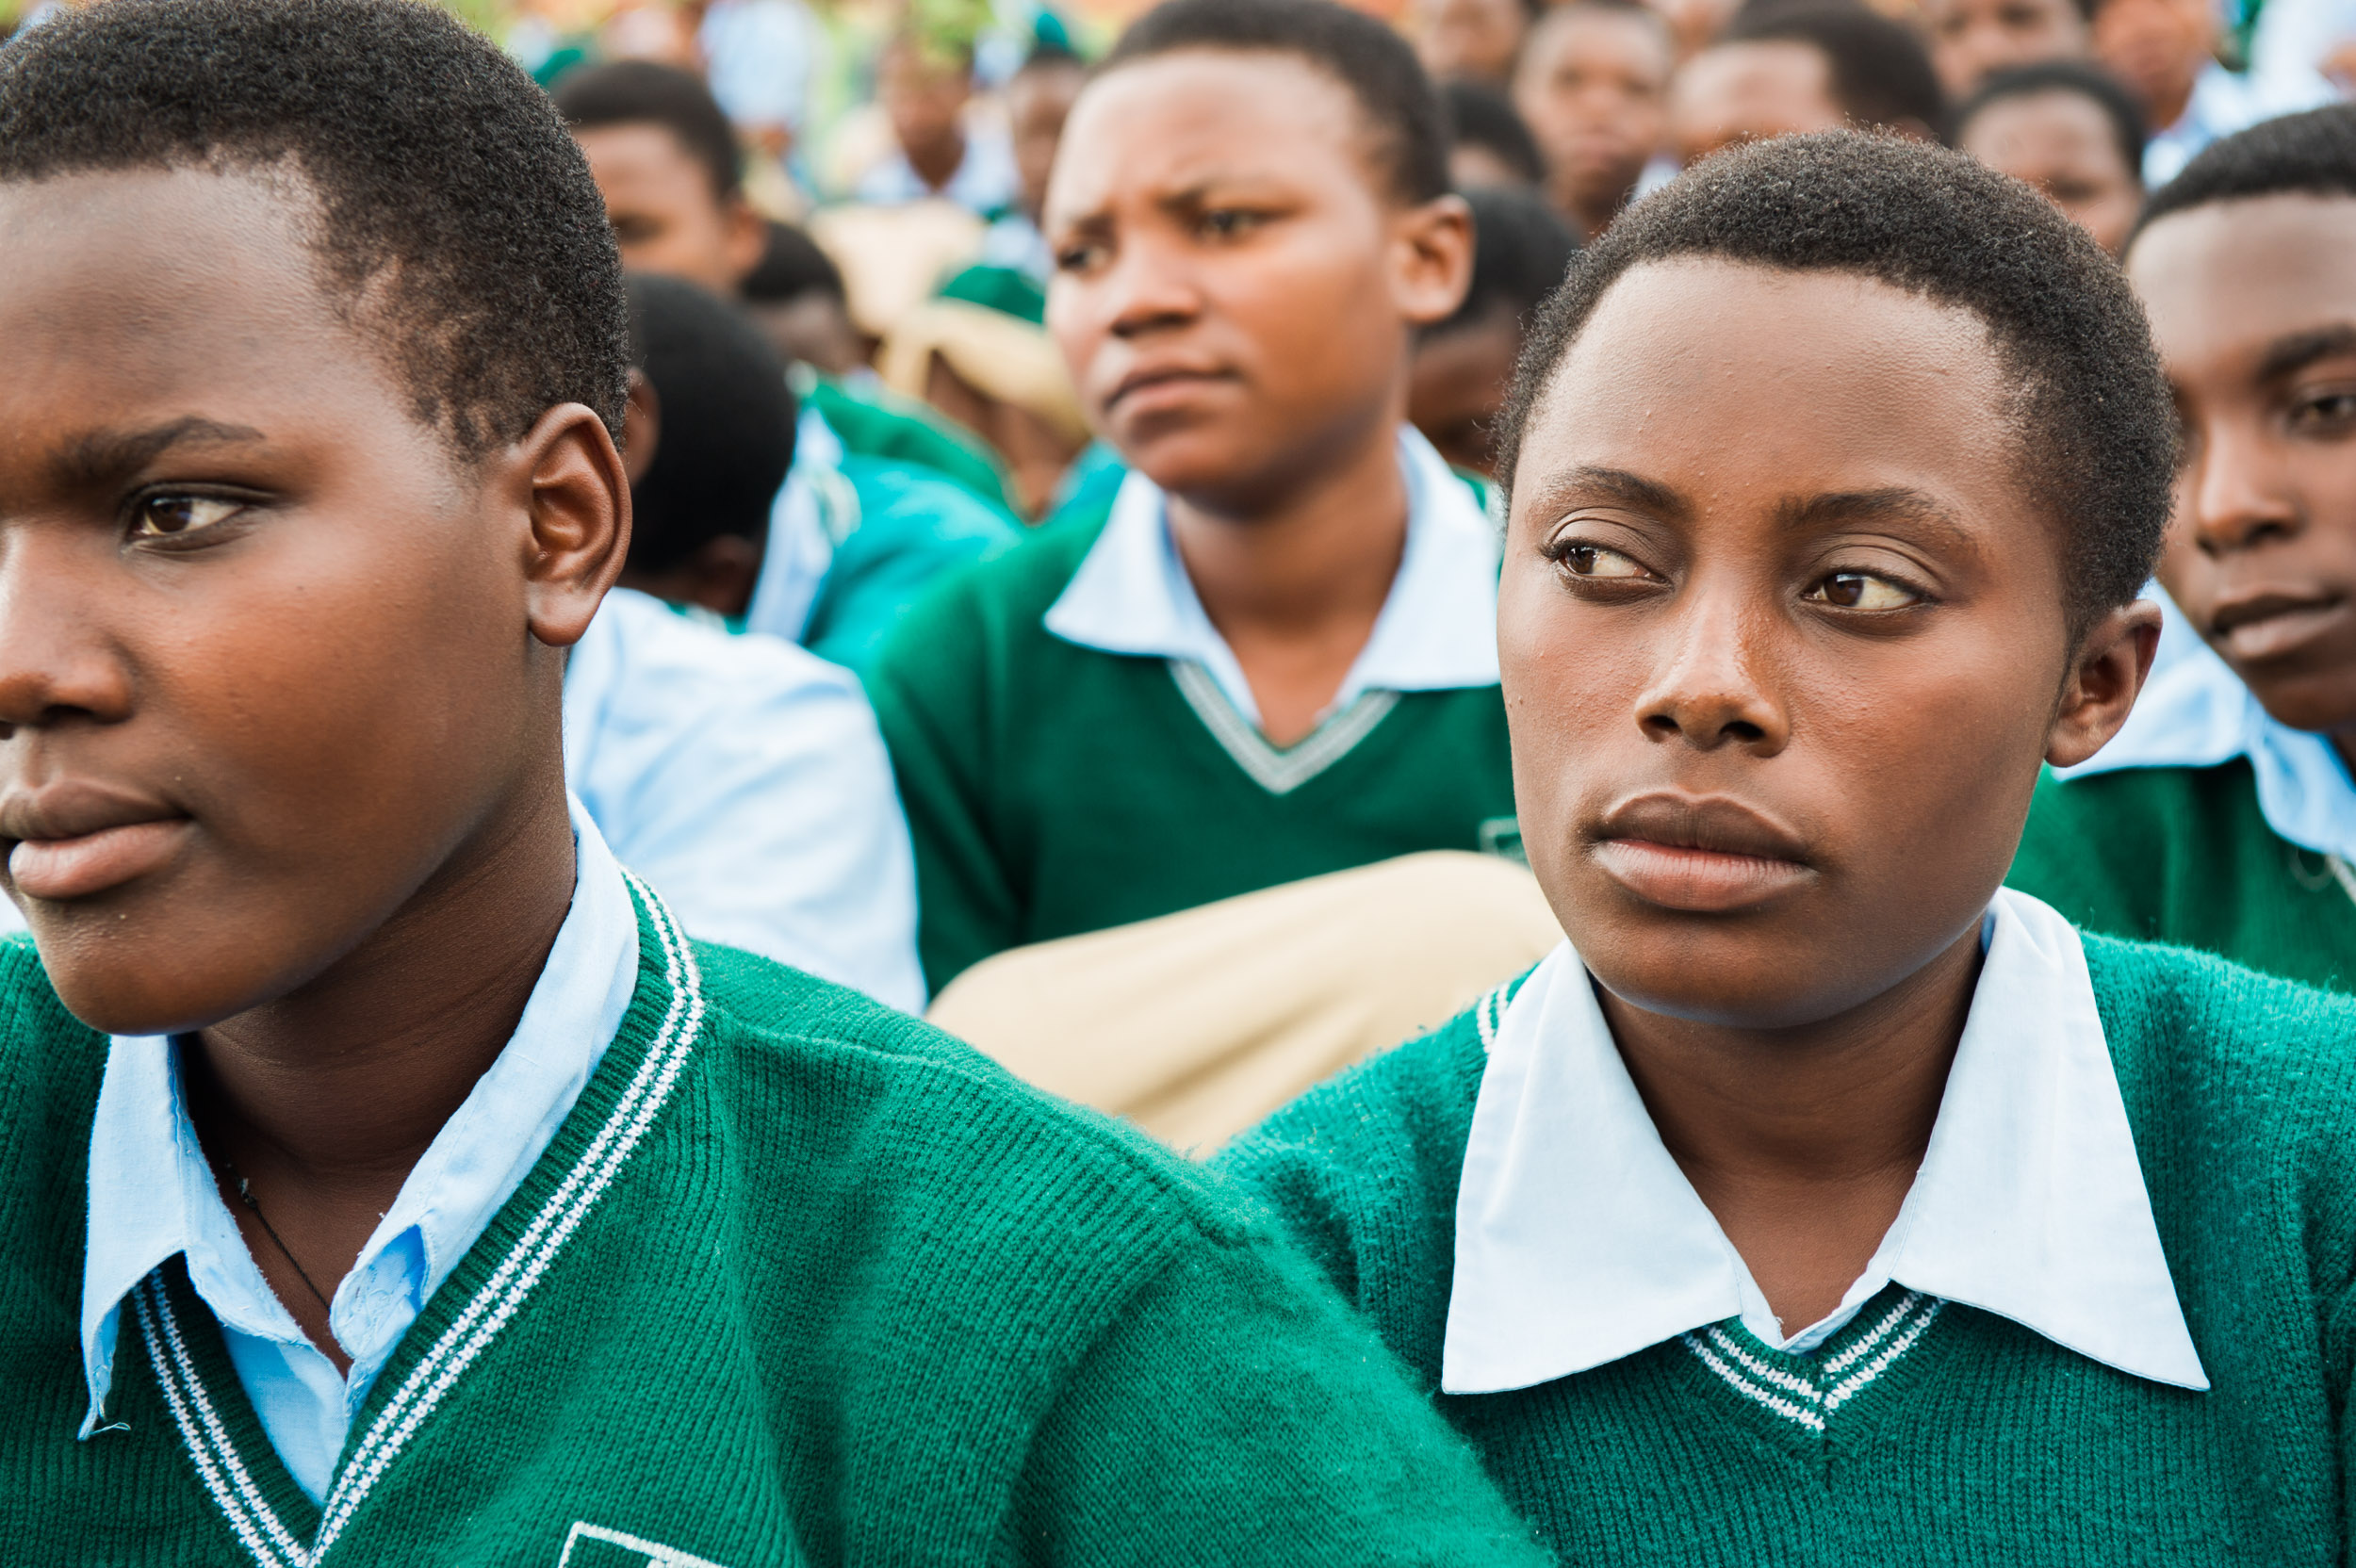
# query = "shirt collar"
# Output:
<box><xmin>80</xmin><ymin>794</ymin><xmax>641</xmax><ymax>1436</ymax></box>
<box><xmin>2061</xmin><ymin>627</ymin><xmax>2356</xmax><ymax>864</ymax></box>
<box><xmin>1042</xmin><ymin>426</ymin><xmax>1500</xmax><ymax>726</ymax></box>
<box><xmin>1443</xmin><ymin>887</ymin><xmax>2206</xmax><ymax>1396</ymax></box>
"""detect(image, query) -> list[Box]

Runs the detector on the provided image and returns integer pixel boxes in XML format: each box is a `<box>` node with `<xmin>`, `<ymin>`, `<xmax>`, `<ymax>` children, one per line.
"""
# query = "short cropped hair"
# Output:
<box><xmin>2133</xmin><ymin>103</ymin><xmax>2356</xmax><ymax>246</ymax></box>
<box><xmin>743</xmin><ymin>221</ymin><xmax>846</xmax><ymax>306</ymax></box>
<box><xmin>0</xmin><ymin>0</ymin><xmax>628</xmax><ymax>457</ymax></box>
<box><xmin>1105</xmin><ymin>0</ymin><xmax>1450</xmax><ymax>204</ymax></box>
<box><xmin>554</xmin><ymin>60</ymin><xmax>744</xmax><ymax>201</ymax></box>
<box><xmin>1432</xmin><ymin>185</ymin><xmax>1578</xmax><ymax>335</ymax></box>
<box><xmin>1498</xmin><ymin>133</ymin><xmax>2173</xmax><ymax>635</ymax></box>
<box><xmin>1957</xmin><ymin>60</ymin><xmax>2147</xmax><ymax>183</ymax></box>
<box><xmin>1442</xmin><ymin>80</ymin><xmax>1547</xmax><ymax>187</ymax></box>
<box><xmin>1724</xmin><ymin>3</ymin><xmax>1949</xmax><ymax>140</ymax></box>
<box><xmin>624</xmin><ymin>273</ymin><xmax>795</xmax><ymax>570</ymax></box>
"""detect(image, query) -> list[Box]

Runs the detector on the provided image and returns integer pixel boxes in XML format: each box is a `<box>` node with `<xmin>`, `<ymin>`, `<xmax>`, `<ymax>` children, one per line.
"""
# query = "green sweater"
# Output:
<box><xmin>0</xmin><ymin>891</ymin><xmax>1547</xmax><ymax>1566</ymax></box>
<box><xmin>1218</xmin><ymin>937</ymin><xmax>2356</xmax><ymax>1565</ymax></box>
<box><xmin>866</xmin><ymin>507</ymin><xmax>1519</xmax><ymax>992</ymax></box>
<box><xmin>2009</xmin><ymin>760</ymin><xmax>2356</xmax><ymax>991</ymax></box>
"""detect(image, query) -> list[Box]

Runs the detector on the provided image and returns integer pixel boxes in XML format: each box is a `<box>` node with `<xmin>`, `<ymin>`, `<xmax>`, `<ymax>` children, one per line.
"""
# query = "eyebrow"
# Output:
<box><xmin>2256</xmin><ymin>323</ymin><xmax>2356</xmax><ymax>384</ymax></box>
<box><xmin>1773</xmin><ymin>487</ymin><xmax>1979</xmax><ymax>556</ymax></box>
<box><xmin>49</xmin><ymin>416</ymin><xmax>270</xmax><ymax>492</ymax></box>
<box><xmin>1528</xmin><ymin>465</ymin><xmax>1691</xmax><ymax>520</ymax></box>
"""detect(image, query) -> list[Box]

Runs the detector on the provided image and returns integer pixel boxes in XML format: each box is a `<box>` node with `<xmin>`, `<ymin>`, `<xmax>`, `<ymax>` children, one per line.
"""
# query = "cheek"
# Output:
<box><xmin>1214</xmin><ymin>236</ymin><xmax>1401</xmax><ymax>384</ymax></box>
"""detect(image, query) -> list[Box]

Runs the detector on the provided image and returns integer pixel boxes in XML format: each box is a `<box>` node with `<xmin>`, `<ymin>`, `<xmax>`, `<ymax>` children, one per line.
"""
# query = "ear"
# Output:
<box><xmin>509</xmin><ymin>402</ymin><xmax>630</xmax><ymax>651</ymax></box>
<box><xmin>1390</xmin><ymin>192</ymin><xmax>1477</xmax><ymax>329</ymax></box>
<box><xmin>621</xmin><ymin>369</ymin><xmax>663</xmax><ymax>487</ymax></box>
<box><xmin>723</xmin><ymin>196</ymin><xmax>770</xmax><ymax>289</ymax></box>
<box><xmin>2045</xmin><ymin>598</ymin><xmax>2164</xmax><ymax>768</ymax></box>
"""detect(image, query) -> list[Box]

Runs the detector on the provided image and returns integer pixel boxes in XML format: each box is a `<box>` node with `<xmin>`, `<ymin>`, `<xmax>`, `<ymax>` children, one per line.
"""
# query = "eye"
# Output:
<box><xmin>1199</xmin><ymin>207</ymin><xmax>1265</xmax><ymax>239</ymax></box>
<box><xmin>1558</xmin><ymin>544</ymin><xmax>1650</xmax><ymax>579</ymax></box>
<box><xmin>2289</xmin><ymin>388</ymin><xmax>2356</xmax><ymax>433</ymax></box>
<box><xmin>1054</xmin><ymin>238</ymin><xmax>1107</xmax><ymax>273</ymax></box>
<box><xmin>133</xmin><ymin>494</ymin><xmax>244</xmax><ymax>539</ymax></box>
<box><xmin>1807</xmin><ymin>571</ymin><xmax>1921</xmax><ymax>611</ymax></box>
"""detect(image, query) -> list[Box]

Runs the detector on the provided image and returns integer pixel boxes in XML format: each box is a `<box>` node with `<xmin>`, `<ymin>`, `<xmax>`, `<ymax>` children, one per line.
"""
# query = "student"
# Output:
<box><xmin>2010</xmin><ymin>106</ymin><xmax>2356</xmax><ymax>991</ymax></box>
<box><xmin>1925</xmin><ymin>0</ymin><xmax>2092</xmax><ymax>101</ymax></box>
<box><xmin>980</xmin><ymin>42</ymin><xmax>1089</xmax><ymax>284</ymax></box>
<box><xmin>622</xmin><ymin>271</ymin><xmax>1020</xmax><ymax>668</ymax></box>
<box><xmin>1956</xmin><ymin>59</ymin><xmax>2147</xmax><ymax>253</ymax></box>
<box><xmin>738</xmin><ymin>220</ymin><xmax>866</xmax><ymax>376</ymax></box>
<box><xmin>1414</xmin><ymin>0</ymin><xmax>1537</xmax><ymax>89</ymax></box>
<box><xmin>852</xmin><ymin>30</ymin><xmax>1020</xmax><ymax>215</ymax></box>
<box><xmin>1441</xmin><ymin>79</ymin><xmax>1550</xmax><ymax>189</ymax></box>
<box><xmin>555</xmin><ymin>60</ymin><xmax>769</xmax><ymax>296</ymax></box>
<box><xmin>0</xmin><ymin>2</ymin><xmax>1560</xmax><ymax>1560</ymax></box>
<box><xmin>1220</xmin><ymin>127</ymin><xmax>2356</xmax><ymax>1560</ymax></box>
<box><xmin>1511</xmin><ymin>0</ymin><xmax>1675</xmax><ymax>240</ymax></box>
<box><xmin>1670</xmin><ymin>4</ymin><xmax>1948</xmax><ymax>168</ymax></box>
<box><xmin>2092</xmin><ymin>0</ymin><xmax>2270</xmax><ymax>183</ymax></box>
<box><xmin>1410</xmin><ymin>186</ymin><xmax>1579</xmax><ymax>476</ymax></box>
<box><xmin>868</xmin><ymin>0</ymin><xmax>1514</xmax><ymax>993</ymax></box>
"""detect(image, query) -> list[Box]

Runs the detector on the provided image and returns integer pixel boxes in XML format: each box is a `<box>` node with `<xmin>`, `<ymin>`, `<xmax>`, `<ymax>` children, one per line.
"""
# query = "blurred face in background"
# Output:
<box><xmin>1045</xmin><ymin>49</ymin><xmax>1470</xmax><ymax>508</ymax></box>
<box><xmin>879</xmin><ymin>37</ymin><xmax>973</xmax><ymax>170</ymax></box>
<box><xmin>2093</xmin><ymin>0</ymin><xmax>2214</xmax><ymax>128</ymax></box>
<box><xmin>1514</xmin><ymin>6</ymin><xmax>1675</xmax><ymax>237</ymax></box>
<box><xmin>1008</xmin><ymin>59</ymin><xmax>1087</xmax><ymax>223</ymax></box>
<box><xmin>1411</xmin><ymin>304</ymin><xmax>1523</xmax><ymax>474</ymax></box>
<box><xmin>1417</xmin><ymin>0</ymin><xmax>1532</xmax><ymax>87</ymax></box>
<box><xmin>572</xmin><ymin>122</ymin><xmax>764</xmax><ymax>294</ymax></box>
<box><xmin>1960</xmin><ymin>88</ymin><xmax>2141</xmax><ymax>253</ymax></box>
<box><xmin>1927</xmin><ymin>0</ymin><xmax>2090</xmax><ymax>98</ymax></box>
<box><xmin>1668</xmin><ymin>40</ymin><xmax>1845</xmax><ymax>167</ymax></box>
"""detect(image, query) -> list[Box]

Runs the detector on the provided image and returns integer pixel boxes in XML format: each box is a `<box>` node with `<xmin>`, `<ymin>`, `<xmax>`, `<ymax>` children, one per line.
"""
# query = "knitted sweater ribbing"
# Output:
<box><xmin>1217</xmin><ymin>935</ymin><xmax>2356</xmax><ymax>1565</ymax></box>
<box><xmin>0</xmin><ymin>886</ymin><xmax>1546</xmax><ymax>1567</ymax></box>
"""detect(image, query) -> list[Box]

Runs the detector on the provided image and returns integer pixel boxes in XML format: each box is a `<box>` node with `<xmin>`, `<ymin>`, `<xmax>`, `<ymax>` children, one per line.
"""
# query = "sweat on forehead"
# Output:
<box><xmin>1499</xmin><ymin>132</ymin><xmax>2174</xmax><ymax>633</ymax></box>
<box><xmin>0</xmin><ymin>0</ymin><xmax>630</xmax><ymax>460</ymax></box>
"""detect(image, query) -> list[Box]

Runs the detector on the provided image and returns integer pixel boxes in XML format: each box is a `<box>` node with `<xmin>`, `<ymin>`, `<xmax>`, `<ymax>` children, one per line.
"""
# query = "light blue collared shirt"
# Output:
<box><xmin>1446</xmin><ymin>888</ymin><xmax>2207</xmax><ymax>1396</ymax></box>
<box><xmin>564</xmin><ymin>585</ymin><xmax>925</xmax><ymax>1011</ymax></box>
<box><xmin>79</xmin><ymin>797</ymin><xmax>641</xmax><ymax>1503</ymax></box>
<box><xmin>1042</xmin><ymin>426</ymin><xmax>1502</xmax><ymax>729</ymax></box>
<box><xmin>850</xmin><ymin>123</ymin><xmax>1020</xmax><ymax>215</ymax></box>
<box><xmin>2144</xmin><ymin>62</ymin><xmax>2278</xmax><ymax>187</ymax></box>
<box><xmin>2060</xmin><ymin>627</ymin><xmax>2356</xmax><ymax>863</ymax></box>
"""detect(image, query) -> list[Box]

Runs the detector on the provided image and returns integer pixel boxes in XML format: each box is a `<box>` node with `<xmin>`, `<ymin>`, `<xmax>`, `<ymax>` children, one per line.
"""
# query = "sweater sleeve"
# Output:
<box><xmin>1003</xmin><ymin>1223</ymin><xmax>1546</xmax><ymax>1567</ymax></box>
<box><xmin>867</xmin><ymin>580</ymin><xmax>1026</xmax><ymax>992</ymax></box>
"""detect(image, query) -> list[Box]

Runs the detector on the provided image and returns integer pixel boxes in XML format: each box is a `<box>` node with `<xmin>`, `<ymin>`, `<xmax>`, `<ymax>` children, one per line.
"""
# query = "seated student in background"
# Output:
<box><xmin>2012</xmin><ymin>106</ymin><xmax>2356</xmax><ymax>991</ymax></box>
<box><xmin>0</xmin><ymin>4</ymin><xmax>1558</xmax><ymax>1560</ymax></box>
<box><xmin>622</xmin><ymin>271</ymin><xmax>1016</xmax><ymax>671</ymax></box>
<box><xmin>852</xmin><ymin>29</ymin><xmax>1019</xmax><ymax>214</ymax></box>
<box><xmin>870</xmin><ymin>0</ymin><xmax>1515</xmax><ymax>996</ymax></box>
<box><xmin>738</xmin><ymin>220</ymin><xmax>867</xmax><ymax>376</ymax></box>
<box><xmin>1511</xmin><ymin>0</ymin><xmax>1674</xmax><ymax>241</ymax></box>
<box><xmin>1670</xmin><ymin>4</ymin><xmax>1947</xmax><ymax>168</ymax></box>
<box><xmin>979</xmin><ymin>43</ymin><xmax>1088</xmax><ymax>285</ymax></box>
<box><xmin>1956</xmin><ymin>59</ymin><xmax>2146</xmax><ymax>254</ymax></box>
<box><xmin>1410</xmin><ymin>185</ymin><xmax>1579</xmax><ymax>477</ymax></box>
<box><xmin>1925</xmin><ymin>0</ymin><xmax>2092</xmax><ymax>102</ymax></box>
<box><xmin>1222</xmin><ymin>131</ymin><xmax>2356</xmax><ymax>1560</ymax></box>
<box><xmin>1440</xmin><ymin>78</ymin><xmax>1551</xmax><ymax>189</ymax></box>
<box><xmin>2091</xmin><ymin>0</ymin><xmax>2326</xmax><ymax>185</ymax></box>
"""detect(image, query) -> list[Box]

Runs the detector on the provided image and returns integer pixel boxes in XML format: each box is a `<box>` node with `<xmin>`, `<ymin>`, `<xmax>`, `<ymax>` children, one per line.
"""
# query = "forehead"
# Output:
<box><xmin>572</xmin><ymin>122</ymin><xmax>715</xmax><ymax>204</ymax></box>
<box><xmin>1526</xmin><ymin>8</ymin><xmax>1673</xmax><ymax>77</ymax></box>
<box><xmin>1519</xmin><ymin>259</ymin><xmax>2022</xmax><ymax>515</ymax></box>
<box><xmin>0</xmin><ymin>168</ymin><xmax>422</xmax><ymax>485</ymax></box>
<box><xmin>1050</xmin><ymin>51</ymin><xmax>1383</xmax><ymax>216</ymax></box>
<box><xmin>1674</xmin><ymin>41</ymin><xmax>1833</xmax><ymax>115</ymax></box>
<box><xmin>2130</xmin><ymin>194</ymin><xmax>2356</xmax><ymax>374</ymax></box>
<box><xmin>1962</xmin><ymin>91</ymin><xmax>2121</xmax><ymax>166</ymax></box>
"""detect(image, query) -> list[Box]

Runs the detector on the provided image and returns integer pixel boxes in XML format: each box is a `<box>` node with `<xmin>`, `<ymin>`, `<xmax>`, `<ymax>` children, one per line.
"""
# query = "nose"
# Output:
<box><xmin>1100</xmin><ymin>235</ymin><xmax>1204</xmax><ymax>342</ymax></box>
<box><xmin>1634</xmin><ymin>578</ymin><xmax>1790</xmax><ymax>755</ymax></box>
<box><xmin>2184</xmin><ymin>417</ymin><xmax>2302</xmax><ymax>558</ymax></box>
<box><xmin>0</xmin><ymin>528</ymin><xmax>133</xmax><ymax>738</ymax></box>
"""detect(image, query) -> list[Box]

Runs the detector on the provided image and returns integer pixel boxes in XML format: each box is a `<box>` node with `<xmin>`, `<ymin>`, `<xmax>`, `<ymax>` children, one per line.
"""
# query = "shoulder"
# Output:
<box><xmin>839</xmin><ymin>456</ymin><xmax>1021</xmax><ymax>552</ymax></box>
<box><xmin>570</xmin><ymin>589</ymin><xmax>872</xmax><ymax>734</ymax></box>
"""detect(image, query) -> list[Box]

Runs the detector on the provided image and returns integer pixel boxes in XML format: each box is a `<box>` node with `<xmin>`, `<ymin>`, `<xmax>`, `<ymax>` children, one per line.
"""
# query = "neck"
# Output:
<box><xmin>1557</xmin><ymin>176</ymin><xmax>1632</xmax><ymax>244</ymax></box>
<box><xmin>185</xmin><ymin>765</ymin><xmax>578</xmax><ymax>1217</ymax></box>
<box><xmin>1600</xmin><ymin>926</ymin><xmax>1983</xmax><ymax>1328</ymax></box>
<box><xmin>908</xmin><ymin>129</ymin><xmax>966</xmax><ymax>191</ymax></box>
<box><xmin>2147</xmin><ymin>70</ymin><xmax>2199</xmax><ymax>134</ymax></box>
<box><xmin>1166</xmin><ymin>412</ymin><xmax>1410</xmax><ymax>744</ymax></box>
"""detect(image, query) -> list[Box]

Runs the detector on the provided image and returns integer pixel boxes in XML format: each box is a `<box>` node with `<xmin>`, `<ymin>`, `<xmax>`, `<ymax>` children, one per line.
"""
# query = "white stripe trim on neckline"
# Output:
<box><xmin>1167</xmin><ymin>659</ymin><xmax>1399</xmax><ymax>796</ymax></box>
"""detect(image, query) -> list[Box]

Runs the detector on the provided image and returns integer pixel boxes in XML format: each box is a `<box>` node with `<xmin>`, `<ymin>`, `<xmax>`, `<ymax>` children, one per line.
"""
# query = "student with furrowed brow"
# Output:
<box><xmin>1219</xmin><ymin>131</ymin><xmax>2356</xmax><ymax>1563</ymax></box>
<box><xmin>0</xmin><ymin>3</ymin><xmax>1554</xmax><ymax>1562</ymax></box>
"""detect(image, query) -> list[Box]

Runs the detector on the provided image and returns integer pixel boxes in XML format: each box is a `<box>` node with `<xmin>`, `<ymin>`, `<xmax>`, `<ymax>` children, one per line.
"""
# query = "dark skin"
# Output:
<box><xmin>1410</xmin><ymin>306</ymin><xmax>1523</xmax><ymax>476</ymax></box>
<box><xmin>573</xmin><ymin>122</ymin><xmax>766</xmax><ymax>296</ymax></box>
<box><xmin>1046</xmin><ymin>50</ymin><xmax>1472</xmax><ymax>745</ymax></box>
<box><xmin>2131</xmin><ymin>194</ymin><xmax>2356</xmax><ymax>765</ymax></box>
<box><xmin>1668</xmin><ymin>41</ymin><xmax>1848</xmax><ymax>167</ymax></box>
<box><xmin>1512</xmin><ymin>6</ymin><xmax>1674</xmax><ymax>241</ymax></box>
<box><xmin>1500</xmin><ymin>259</ymin><xmax>2152</xmax><ymax>1330</ymax></box>
<box><xmin>1959</xmin><ymin>90</ymin><xmax>2143</xmax><ymax>256</ymax></box>
<box><xmin>2093</xmin><ymin>0</ymin><xmax>2213</xmax><ymax>132</ymax></box>
<box><xmin>1926</xmin><ymin>0</ymin><xmax>2090</xmax><ymax>100</ymax></box>
<box><xmin>879</xmin><ymin>38</ymin><xmax>974</xmax><ymax>194</ymax></box>
<box><xmin>0</xmin><ymin>167</ymin><xmax>629</xmax><ymax>1369</ymax></box>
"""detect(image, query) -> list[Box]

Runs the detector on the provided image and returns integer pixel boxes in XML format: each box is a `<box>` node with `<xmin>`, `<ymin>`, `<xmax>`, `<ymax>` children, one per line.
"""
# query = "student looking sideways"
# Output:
<box><xmin>870</xmin><ymin>0</ymin><xmax>1517</xmax><ymax>994</ymax></box>
<box><xmin>0</xmin><ymin>2</ymin><xmax>1559</xmax><ymax>1560</ymax></box>
<box><xmin>1220</xmin><ymin>133</ymin><xmax>2356</xmax><ymax>1561</ymax></box>
<box><xmin>2012</xmin><ymin>106</ymin><xmax>2356</xmax><ymax>991</ymax></box>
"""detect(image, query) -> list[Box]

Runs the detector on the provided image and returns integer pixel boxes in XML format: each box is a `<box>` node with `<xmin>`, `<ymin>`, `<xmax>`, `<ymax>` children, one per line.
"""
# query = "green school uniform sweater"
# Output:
<box><xmin>865</xmin><ymin>505</ymin><xmax>1520</xmax><ymax>993</ymax></box>
<box><xmin>1217</xmin><ymin>937</ymin><xmax>2356</xmax><ymax>1565</ymax></box>
<box><xmin>0</xmin><ymin>888</ymin><xmax>1548</xmax><ymax>1567</ymax></box>
<box><xmin>2009</xmin><ymin>760</ymin><xmax>2356</xmax><ymax>991</ymax></box>
<box><xmin>803</xmin><ymin>375</ymin><xmax>1019</xmax><ymax>518</ymax></box>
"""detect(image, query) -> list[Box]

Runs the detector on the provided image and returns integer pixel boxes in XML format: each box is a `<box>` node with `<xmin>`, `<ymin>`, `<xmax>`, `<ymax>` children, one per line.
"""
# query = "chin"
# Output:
<box><xmin>1121</xmin><ymin>425</ymin><xmax>1281</xmax><ymax>505</ymax></box>
<box><xmin>24</xmin><ymin>898</ymin><xmax>303</xmax><ymax>1038</ymax></box>
<box><xmin>2233</xmin><ymin>665</ymin><xmax>2356</xmax><ymax>740</ymax></box>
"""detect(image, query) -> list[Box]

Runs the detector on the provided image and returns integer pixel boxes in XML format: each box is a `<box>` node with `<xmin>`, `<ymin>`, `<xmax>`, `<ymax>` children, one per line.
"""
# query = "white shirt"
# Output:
<box><xmin>2144</xmin><ymin>62</ymin><xmax>2279</xmax><ymax>187</ymax></box>
<box><xmin>564</xmin><ymin>586</ymin><xmax>926</xmax><ymax>1011</ymax></box>
<box><xmin>851</xmin><ymin>122</ymin><xmax>1020</xmax><ymax>215</ymax></box>
<box><xmin>1043</xmin><ymin>426</ymin><xmax>1501</xmax><ymax>729</ymax></box>
<box><xmin>1444</xmin><ymin>888</ymin><xmax>2207</xmax><ymax>1396</ymax></box>
<box><xmin>80</xmin><ymin>799</ymin><xmax>640</xmax><ymax>1502</ymax></box>
<box><xmin>2061</xmin><ymin>624</ymin><xmax>2356</xmax><ymax>863</ymax></box>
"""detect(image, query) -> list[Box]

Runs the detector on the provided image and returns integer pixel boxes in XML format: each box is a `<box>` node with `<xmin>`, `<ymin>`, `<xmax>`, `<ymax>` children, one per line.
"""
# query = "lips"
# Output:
<box><xmin>2207</xmin><ymin>587</ymin><xmax>2348</xmax><ymax>665</ymax></box>
<box><xmin>1104</xmin><ymin>361</ymin><xmax>1235</xmax><ymax>415</ymax></box>
<box><xmin>0</xmin><ymin>780</ymin><xmax>190</xmax><ymax>903</ymax></box>
<box><xmin>1587</xmin><ymin>792</ymin><xmax>1815</xmax><ymax>914</ymax></box>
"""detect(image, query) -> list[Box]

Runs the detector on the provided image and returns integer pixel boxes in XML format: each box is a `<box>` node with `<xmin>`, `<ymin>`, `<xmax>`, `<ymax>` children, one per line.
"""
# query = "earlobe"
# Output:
<box><xmin>2045</xmin><ymin>600</ymin><xmax>2163</xmax><ymax>769</ymax></box>
<box><xmin>515</xmin><ymin>402</ymin><xmax>630</xmax><ymax>651</ymax></box>
<box><xmin>1395</xmin><ymin>193</ymin><xmax>1476</xmax><ymax>328</ymax></box>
